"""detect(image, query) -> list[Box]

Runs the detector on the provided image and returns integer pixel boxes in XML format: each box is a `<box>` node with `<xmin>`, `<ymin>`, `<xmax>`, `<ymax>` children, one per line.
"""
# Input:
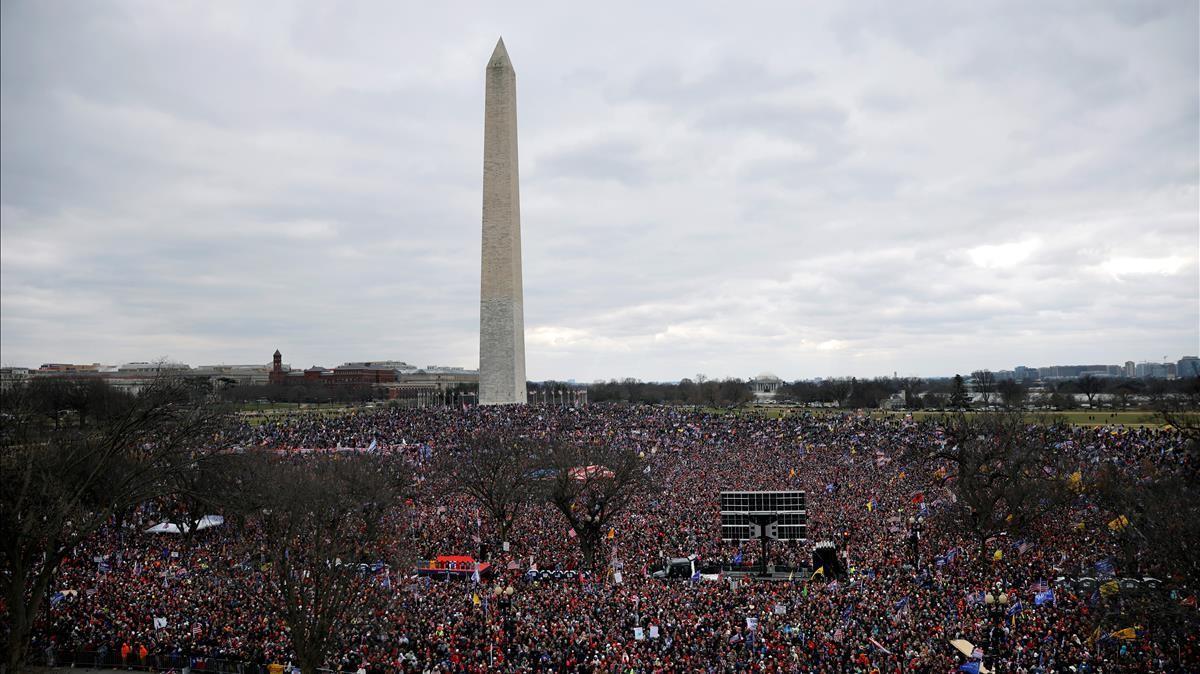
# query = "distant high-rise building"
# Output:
<box><xmin>1177</xmin><ymin>356</ymin><xmax>1199</xmax><ymax>379</ymax></box>
<box><xmin>1124</xmin><ymin>361</ymin><xmax>1136</xmax><ymax>377</ymax></box>
<box><xmin>1135</xmin><ymin>361</ymin><xmax>1170</xmax><ymax>379</ymax></box>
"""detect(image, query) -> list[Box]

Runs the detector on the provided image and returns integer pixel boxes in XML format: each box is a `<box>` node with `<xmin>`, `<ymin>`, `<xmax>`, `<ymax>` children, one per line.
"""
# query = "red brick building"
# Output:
<box><xmin>270</xmin><ymin>350</ymin><xmax>397</xmax><ymax>387</ymax></box>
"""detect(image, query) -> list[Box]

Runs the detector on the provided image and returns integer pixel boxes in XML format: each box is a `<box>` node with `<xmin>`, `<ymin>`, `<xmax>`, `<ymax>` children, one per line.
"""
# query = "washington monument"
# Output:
<box><xmin>479</xmin><ymin>38</ymin><xmax>527</xmax><ymax>405</ymax></box>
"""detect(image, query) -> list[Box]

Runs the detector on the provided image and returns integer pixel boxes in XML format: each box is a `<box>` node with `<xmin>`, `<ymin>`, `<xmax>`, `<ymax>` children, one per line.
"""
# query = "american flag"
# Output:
<box><xmin>1030</xmin><ymin>580</ymin><xmax>1049</xmax><ymax>593</ymax></box>
<box><xmin>192</xmin><ymin>623</ymin><xmax>201</xmax><ymax>638</ymax></box>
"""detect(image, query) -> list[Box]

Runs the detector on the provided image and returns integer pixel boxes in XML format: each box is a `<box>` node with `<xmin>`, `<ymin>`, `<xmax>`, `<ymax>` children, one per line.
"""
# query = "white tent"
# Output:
<box><xmin>144</xmin><ymin>515</ymin><xmax>225</xmax><ymax>534</ymax></box>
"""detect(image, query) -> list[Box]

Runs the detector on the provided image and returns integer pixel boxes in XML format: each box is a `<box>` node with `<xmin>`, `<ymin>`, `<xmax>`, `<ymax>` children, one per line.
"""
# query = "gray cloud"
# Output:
<box><xmin>2</xmin><ymin>0</ymin><xmax>1196</xmax><ymax>380</ymax></box>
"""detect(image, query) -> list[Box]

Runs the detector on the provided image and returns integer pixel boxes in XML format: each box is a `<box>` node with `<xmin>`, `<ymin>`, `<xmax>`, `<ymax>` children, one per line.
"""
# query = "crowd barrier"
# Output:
<box><xmin>29</xmin><ymin>649</ymin><xmax>342</xmax><ymax>674</ymax></box>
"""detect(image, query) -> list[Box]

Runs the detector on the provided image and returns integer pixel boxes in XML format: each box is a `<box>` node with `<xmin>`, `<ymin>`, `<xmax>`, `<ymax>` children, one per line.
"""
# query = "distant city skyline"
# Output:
<box><xmin>2</xmin><ymin>2</ymin><xmax>1196</xmax><ymax>382</ymax></box>
<box><xmin>5</xmin><ymin>352</ymin><xmax>1196</xmax><ymax>383</ymax></box>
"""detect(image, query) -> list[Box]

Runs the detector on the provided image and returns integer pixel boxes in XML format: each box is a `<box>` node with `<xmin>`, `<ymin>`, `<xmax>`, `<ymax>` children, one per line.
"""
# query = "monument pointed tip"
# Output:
<box><xmin>489</xmin><ymin>37</ymin><xmax>512</xmax><ymax>68</ymax></box>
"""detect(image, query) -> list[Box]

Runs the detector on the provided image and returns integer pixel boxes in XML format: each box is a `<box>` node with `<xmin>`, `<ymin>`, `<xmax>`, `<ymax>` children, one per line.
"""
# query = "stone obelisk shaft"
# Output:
<box><xmin>479</xmin><ymin>38</ymin><xmax>527</xmax><ymax>405</ymax></box>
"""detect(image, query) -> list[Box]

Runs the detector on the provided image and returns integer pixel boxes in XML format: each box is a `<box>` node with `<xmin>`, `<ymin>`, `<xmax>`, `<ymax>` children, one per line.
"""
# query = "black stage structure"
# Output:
<box><xmin>720</xmin><ymin>490</ymin><xmax>807</xmax><ymax>578</ymax></box>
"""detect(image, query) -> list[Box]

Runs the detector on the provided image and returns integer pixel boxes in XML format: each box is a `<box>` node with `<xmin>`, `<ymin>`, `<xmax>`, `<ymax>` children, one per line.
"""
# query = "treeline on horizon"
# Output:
<box><xmin>8</xmin><ymin>372</ymin><xmax>1196</xmax><ymax>410</ymax></box>
<box><xmin>587</xmin><ymin>374</ymin><xmax>1200</xmax><ymax>410</ymax></box>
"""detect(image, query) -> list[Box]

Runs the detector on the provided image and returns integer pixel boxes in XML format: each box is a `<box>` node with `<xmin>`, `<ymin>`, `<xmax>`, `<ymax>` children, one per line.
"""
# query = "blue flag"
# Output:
<box><xmin>1006</xmin><ymin>600</ymin><xmax>1023</xmax><ymax>616</ymax></box>
<box><xmin>1035</xmin><ymin>589</ymin><xmax>1055</xmax><ymax>606</ymax></box>
<box><xmin>690</xmin><ymin>569</ymin><xmax>701</xmax><ymax>583</ymax></box>
<box><xmin>959</xmin><ymin>662</ymin><xmax>981</xmax><ymax>674</ymax></box>
<box><xmin>733</xmin><ymin>549</ymin><xmax>743</xmax><ymax>565</ymax></box>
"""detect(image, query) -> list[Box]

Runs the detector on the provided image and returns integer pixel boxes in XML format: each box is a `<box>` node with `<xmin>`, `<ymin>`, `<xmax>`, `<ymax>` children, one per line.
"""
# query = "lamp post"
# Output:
<box><xmin>907</xmin><ymin>516</ymin><xmax>924</xmax><ymax>568</ymax></box>
<box><xmin>983</xmin><ymin>588</ymin><xmax>1008</xmax><ymax>671</ymax></box>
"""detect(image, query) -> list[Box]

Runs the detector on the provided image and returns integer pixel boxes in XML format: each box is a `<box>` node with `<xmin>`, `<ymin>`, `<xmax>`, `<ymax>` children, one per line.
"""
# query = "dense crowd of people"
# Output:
<box><xmin>27</xmin><ymin>404</ymin><xmax>1199</xmax><ymax>673</ymax></box>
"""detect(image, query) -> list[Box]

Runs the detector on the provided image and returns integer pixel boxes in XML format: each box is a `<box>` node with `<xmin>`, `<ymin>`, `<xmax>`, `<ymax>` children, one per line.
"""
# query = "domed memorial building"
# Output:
<box><xmin>749</xmin><ymin>372</ymin><xmax>783</xmax><ymax>398</ymax></box>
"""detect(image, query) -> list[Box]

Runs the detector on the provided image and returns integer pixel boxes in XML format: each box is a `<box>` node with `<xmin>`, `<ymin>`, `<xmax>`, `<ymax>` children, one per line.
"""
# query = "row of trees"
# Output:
<box><xmin>1</xmin><ymin>378</ymin><xmax>229</xmax><ymax>672</ymax></box>
<box><xmin>6</xmin><ymin>376</ymin><xmax>1195</xmax><ymax>672</ymax></box>
<box><xmin>966</xmin><ymin>371</ymin><xmax>1200</xmax><ymax>411</ymax></box>
<box><xmin>588</xmin><ymin>376</ymin><xmax>753</xmax><ymax>406</ymax></box>
<box><xmin>219</xmin><ymin>383</ymin><xmax>378</xmax><ymax>404</ymax></box>
<box><xmin>0</xmin><ymin>377</ymin><xmax>652</xmax><ymax>674</ymax></box>
<box><xmin>433</xmin><ymin>432</ymin><xmax>650</xmax><ymax>570</ymax></box>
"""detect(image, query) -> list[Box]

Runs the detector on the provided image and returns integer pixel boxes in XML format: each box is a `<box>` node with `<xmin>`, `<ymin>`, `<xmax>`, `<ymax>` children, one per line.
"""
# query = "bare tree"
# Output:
<box><xmin>1090</xmin><ymin>456</ymin><xmax>1200</xmax><ymax>654</ymax></box>
<box><xmin>540</xmin><ymin>440</ymin><xmax>651</xmax><ymax>570</ymax></box>
<box><xmin>927</xmin><ymin>412</ymin><xmax>1070</xmax><ymax>554</ymax></box>
<box><xmin>0</xmin><ymin>376</ymin><xmax>228</xmax><ymax>673</ymax></box>
<box><xmin>162</xmin><ymin>452</ymin><xmax>246</xmax><ymax>546</ymax></box>
<box><xmin>971</xmin><ymin>370</ymin><xmax>997</xmax><ymax>407</ymax></box>
<box><xmin>901</xmin><ymin>378</ymin><xmax>925</xmax><ymax>409</ymax></box>
<box><xmin>436</xmin><ymin>432</ymin><xmax>538</xmax><ymax>548</ymax></box>
<box><xmin>1155</xmin><ymin>376</ymin><xmax>1200</xmax><ymax>461</ymax></box>
<box><xmin>996</xmin><ymin>379</ymin><xmax>1027</xmax><ymax>410</ymax></box>
<box><xmin>1076</xmin><ymin>374</ymin><xmax>1106</xmax><ymax>408</ymax></box>
<box><xmin>227</xmin><ymin>452</ymin><xmax>409</xmax><ymax>674</ymax></box>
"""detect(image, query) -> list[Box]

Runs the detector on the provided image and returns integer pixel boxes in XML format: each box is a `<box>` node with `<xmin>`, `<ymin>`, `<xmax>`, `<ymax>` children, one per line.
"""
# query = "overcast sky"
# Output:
<box><xmin>2</xmin><ymin>1</ymin><xmax>1197</xmax><ymax>381</ymax></box>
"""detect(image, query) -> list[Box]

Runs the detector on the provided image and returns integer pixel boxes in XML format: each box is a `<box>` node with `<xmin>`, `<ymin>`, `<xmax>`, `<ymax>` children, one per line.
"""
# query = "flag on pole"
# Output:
<box><xmin>153</xmin><ymin>617</ymin><xmax>167</xmax><ymax>630</ymax></box>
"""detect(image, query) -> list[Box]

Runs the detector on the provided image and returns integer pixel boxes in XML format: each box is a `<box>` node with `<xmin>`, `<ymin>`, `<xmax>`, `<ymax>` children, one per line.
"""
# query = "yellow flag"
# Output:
<box><xmin>811</xmin><ymin>566</ymin><xmax>825</xmax><ymax>579</ymax></box>
<box><xmin>1108</xmin><ymin>515</ymin><xmax>1130</xmax><ymax>532</ymax></box>
<box><xmin>898</xmin><ymin>471</ymin><xmax>906</xmax><ymax>480</ymax></box>
<box><xmin>1109</xmin><ymin>627</ymin><xmax>1137</xmax><ymax>640</ymax></box>
<box><xmin>993</xmin><ymin>549</ymin><xmax>1003</xmax><ymax>561</ymax></box>
<box><xmin>607</xmin><ymin>527</ymin><xmax>615</xmax><ymax>539</ymax></box>
<box><xmin>472</xmin><ymin>593</ymin><xmax>481</xmax><ymax>606</ymax></box>
<box><xmin>1100</xmin><ymin>580</ymin><xmax>1120</xmax><ymax>597</ymax></box>
<box><xmin>789</xmin><ymin>467</ymin><xmax>796</xmax><ymax>478</ymax></box>
<box><xmin>1067</xmin><ymin>471</ymin><xmax>1082</xmax><ymax>492</ymax></box>
<box><xmin>866</xmin><ymin>501</ymin><xmax>873</xmax><ymax>512</ymax></box>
